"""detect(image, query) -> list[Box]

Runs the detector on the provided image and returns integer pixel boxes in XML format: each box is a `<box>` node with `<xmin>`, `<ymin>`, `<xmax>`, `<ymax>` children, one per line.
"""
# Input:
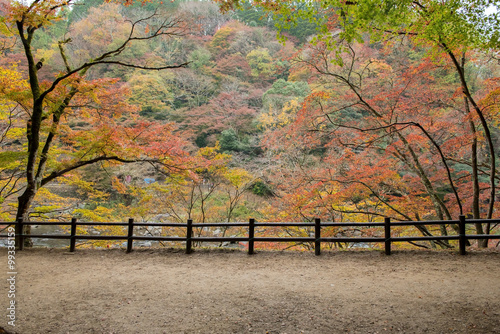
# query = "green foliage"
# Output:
<box><xmin>67</xmin><ymin>0</ymin><xmax>105</xmax><ymax>23</ymax></box>
<box><xmin>246</xmin><ymin>47</ymin><xmax>274</xmax><ymax>78</ymax></box>
<box><xmin>139</xmin><ymin>105</ymin><xmax>169</xmax><ymax>121</ymax></box>
<box><xmin>283</xmin><ymin>17</ymin><xmax>321</xmax><ymax>44</ymax></box>
<box><xmin>0</xmin><ymin>17</ymin><xmax>11</xmax><ymax>36</ymax></box>
<box><xmin>219</xmin><ymin>129</ymin><xmax>250</xmax><ymax>153</ymax></box>
<box><xmin>230</xmin><ymin>201</ymin><xmax>254</xmax><ymax>218</ymax></box>
<box><xmin>195</xmin><ymin>133</ymin><xmax>209</xmax><ymax>148</ymax></box>
<box><xmin>250</xmin><ymin>179</ymin><xmax>273</xmax><ymax>197</ymax></box>
<box><xmin>263</xmin><ymin>79</ymin><xmax>310</xmax><ymax>104</ymax></box>
<box><xmin>261</xmin><ymin>0</ymin><xmax>500</xmax><ymax>54</ymax></box>
<box><xmin>232</xmin><ymin>1</ymin><xmax>274</xmax><ymax>29</ymax></box>
<box><xmin>127</xmin><ymin>72</ymin><xmax>173</xmax><ymax>116</ymax></box>
<box><xmin>233</xmin><ymin>0</ymin><xmax>323</xmax><ymax>44</ymax></box>
<box><xmin>31</xmin><ymin>10</ymin><xmax>69</xmax><ymax>52</ymax></box>
<box><xmin>188</xmin><ymin>48</ymin><xmax>213</xmax><ymax>70</ymax></box>
<box><xmin>0</xmin><ymin>151</ymin><xmax>25</xmax><ymax>168</ymax></box>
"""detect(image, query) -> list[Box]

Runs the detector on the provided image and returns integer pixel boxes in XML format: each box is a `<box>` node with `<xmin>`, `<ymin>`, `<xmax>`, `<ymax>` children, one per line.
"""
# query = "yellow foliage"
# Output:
<box><xmin>197</xmin><ymin>142</ymin><xmax>231</xmax><ymax>162</ymax></box>
<box><xmin>36</xmin><ymin>48</ymin><xmax>57</xmax><ymax>64</ymax></box>
<box><xmin>4</xmin><ymin>128</ymin><xmax>25</xmax><ymax>140</ymax></box>
<box><xmin>195</xmin><ymin>143</ymin><xmax>232</xmax><ymax>177</ymax></box>
<box><xmin>111</xmin><ymin>177</ymin><xmax>128</xmax><ymax>195</ymax></box>
<box><xmin>73</xmin><ymin>206</ymin><xmax>116</xmax><ymax>222</ymax></box>
<box><xmin>30</xmin><ymin>187</ymin><xmax>79</xmax><ymax>220</ymax></box>
<box><xmin>35</xmin><ymin>187</ymin><xmax>65</xmax><ymax>202</ymax></box>
<box><xmin>0</xmin><ymin>210</ymin><xmax>10</xmax><ymax>221</ymax></box>
<box><xmin>0</xmin><ymin>64</ymin><xmax>29</xmax><ymax>99</ymax></box>
<box><xmin>0</xmin><ymin>17</ymin><xmax>12</xmax><ymax>37</ymax></box>
<box><xmin>223</xmin><ymin>168</ymin><xmax>253</xmax><ymax>188</ymax></box>
<box><xmin>259</xmin><ymin>99</ymin><xmax>301</xmax><ymax>130</ymax></box>
<box><xmin>59</xmin><ymin>174</ymin><xmax>109</xmax><ymax>201</ymax></box>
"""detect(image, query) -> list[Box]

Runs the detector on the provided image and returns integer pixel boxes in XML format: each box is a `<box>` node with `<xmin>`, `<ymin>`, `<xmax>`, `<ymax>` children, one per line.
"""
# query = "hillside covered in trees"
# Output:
<box><xmin>1</xmin><ymin>0</ymin><xmax>499</xmax><ymax>249</ymax></box>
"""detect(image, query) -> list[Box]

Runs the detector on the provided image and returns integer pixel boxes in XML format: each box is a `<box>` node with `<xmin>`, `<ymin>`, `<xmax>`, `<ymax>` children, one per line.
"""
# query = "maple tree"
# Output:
<box><xmin>0</xmin><ymin>0</ymin><xmax>192</xmax><ymax>247</ymax></box>
<box><xmin>257</xmin><ymin>39</ymin><xmax>494</xmax><ymax>244</ymax></box>
<box><xmin>186</xmin><ymin>90</ymin><xmax>258</xmax><ymax>147</ymax></box>
<box><xmin>214</xmin><ymin>53</ymin><xmax>251</xmax><ymax>80</ymax></box>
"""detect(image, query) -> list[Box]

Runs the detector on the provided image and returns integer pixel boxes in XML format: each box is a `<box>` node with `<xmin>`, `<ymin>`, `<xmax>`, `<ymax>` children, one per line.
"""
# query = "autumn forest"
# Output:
<box><xmin>1</xmin><ymin>0</ymin><xmax>499</xmax><ymax>250</ymax></box>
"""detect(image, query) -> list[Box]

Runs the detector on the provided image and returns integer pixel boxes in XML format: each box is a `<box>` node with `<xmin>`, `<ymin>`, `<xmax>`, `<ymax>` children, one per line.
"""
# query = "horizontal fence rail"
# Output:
<box><xmin>0</xmin><ymin>216</ymin><xmax>499</xmax><ymax>255</ymax></box>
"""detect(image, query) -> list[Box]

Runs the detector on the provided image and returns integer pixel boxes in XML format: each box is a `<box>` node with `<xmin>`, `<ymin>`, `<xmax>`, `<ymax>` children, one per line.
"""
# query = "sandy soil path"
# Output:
<box><xmin>1</xmin><ymin>248</ymin><xmax>499</xmax><ymax>334</ymax></box>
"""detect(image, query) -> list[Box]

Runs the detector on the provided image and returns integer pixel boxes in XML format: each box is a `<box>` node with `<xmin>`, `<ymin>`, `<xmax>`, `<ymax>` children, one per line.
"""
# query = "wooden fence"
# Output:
<box><xmin>1</xmin><ymin>216</ymin><xmax>499</xmax><ymax>255</ymax></box>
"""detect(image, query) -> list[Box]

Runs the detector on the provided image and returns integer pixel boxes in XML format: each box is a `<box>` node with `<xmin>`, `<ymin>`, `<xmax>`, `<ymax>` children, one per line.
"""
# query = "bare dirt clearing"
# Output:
<box><xmin>1</xmin><ymin>248</ymin><xmax>499</xmax><ymax>334</ymax></box>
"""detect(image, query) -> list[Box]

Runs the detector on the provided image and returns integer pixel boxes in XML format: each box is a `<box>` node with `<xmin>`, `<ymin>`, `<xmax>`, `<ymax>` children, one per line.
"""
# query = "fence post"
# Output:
<box><xmin>127</xmin><ymin>218</ymin><xmax>134</xmax><ymax>253</ymax></box>
<box><xmin>459</xmin><ymin>215</ymin><xmax>467</xmax><ymax>255</ymax></box>
<box><xmin>186</xmin><ymin>219</ymin><xmax>193</xmax><ymax>254</ymax></box>
<box><xmin>248</xmin><ymin>218</ymin><xmax>255</xmax><ymax>255</ymax></box>
<box><xmin>16</xmin><ymin>218</ymin><xmax>24</xmax><ymax>251</ymax></box>
<box><xmin>70</xmin><ymin>218</ymin><xmax>77</xmax><ymax>252</ymax></box>
<box><xmin>384</xmin><ymin>217</ymin><xmax>391</xmax><ymax>255</ymax></box>
<box><xmin>315</xmin><ymin>218</ymin><xmax>321</xmax><ymax>256</ymax></box>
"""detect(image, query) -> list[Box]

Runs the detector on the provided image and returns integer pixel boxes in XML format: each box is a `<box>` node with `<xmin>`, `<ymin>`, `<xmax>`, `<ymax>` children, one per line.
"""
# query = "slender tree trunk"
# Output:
<box><xmin>447</xmin><ymin>51</ymin><xmax>496</xmax><ymax>220</ymax></box>
<box><xmin>469</xmin><ymin>119</ymin><xmax>481</xmax><ymax>220</ymax></box>
<box><xmin>466</xmin><ymin>99</ymin><xmax>487</xmax><ymax>247</ymax></box>
<box><xmin>449</xmin><ymin>53</ymin><xmax>495</xmax><ymax>246</ymax></box>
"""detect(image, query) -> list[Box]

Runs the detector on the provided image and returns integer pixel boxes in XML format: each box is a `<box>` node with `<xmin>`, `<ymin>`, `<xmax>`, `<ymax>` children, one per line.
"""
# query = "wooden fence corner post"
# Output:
<box><xmin>186</xmin><ymin>219</ymin><xmax>193</xmax><ymax>254</ymax></box>
<box><xmin>459</xmin><ymin>215</ymin><xmax>467</xmax><ymax>256</ymax></box>
<box><xmin>70</xmin><ymin>218</ymin><xmax>77</xmax><ymax>252</ymax></box>
<box><xmin>248</xmin><ymin>218</ymin><xmax>255</xmax><ymax>255</ymax></box>
<box><xmin>16</xmin><ymin>218</ymin><xmax>24</xmax><ymax>251</ymax></box>
<box><xmin>384</xmin><ymin>217</ymin><xmax>391</xmax><ymax>256</ymax></box>
<box><xmin>126</xmin><ymin>218</ymin><xmax>134</xmax><ymax>253</ymax></box>
<box><xmin>315</xmin><ymin>218</ymin><xmax>321</xmax><ymax>256</ymax></box>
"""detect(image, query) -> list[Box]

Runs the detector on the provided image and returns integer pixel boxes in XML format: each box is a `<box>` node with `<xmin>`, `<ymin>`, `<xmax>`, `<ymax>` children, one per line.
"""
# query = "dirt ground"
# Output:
<box><xmin>1</xmin><ymin>248</ymin><xmax>499</xmax><ymax>334</ymax></box>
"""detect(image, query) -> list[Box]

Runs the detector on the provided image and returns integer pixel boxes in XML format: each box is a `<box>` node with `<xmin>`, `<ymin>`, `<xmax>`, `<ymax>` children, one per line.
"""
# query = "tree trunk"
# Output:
<box><xmin>447</xmin><ymin>51</ymin><xmax>496</xmax><ymax>217</ymax></box>
<box><xmin>467</xmin><ymin>104</ymin><xmax>487</xmax><ymax>247</ymax></box>
<box><xmin>450</xmin><ymin>53</ymin><xmax>494</xmax><ymax>247</ymax></box>
<box><xmin>15</xmin><ymin>188</ymin><xmax>36</xmax><ymax>249</ymax></box>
